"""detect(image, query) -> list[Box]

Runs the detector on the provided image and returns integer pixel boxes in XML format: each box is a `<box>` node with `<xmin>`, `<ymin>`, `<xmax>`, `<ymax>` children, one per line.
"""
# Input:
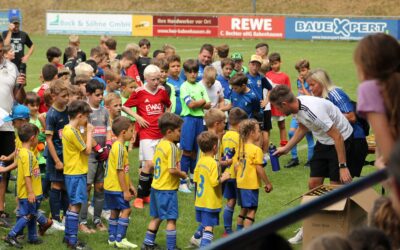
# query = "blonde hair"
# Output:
<box><xmin>306</xmin><ymin>69</ymin><xmax>336</xmax><ymax>98</ymax></box>
<box><xmin>144</xmin><ymin>64</ymin><xmax>160</xmax><ymax>79</ymax></box>
<box><xmin>74</xmin><ymin>62</ymin><xmax>93</xmax><ymax>77</ymax></box>
<box><xmin>104</xmin><ymin>92</ymin><xmax>121</xmax><ymax>107</ymax></box>
<box><xmin>68</xmin><ymin>85</ymin><xmax>83</xmax><ymax>99</ymax></box>
<box><xmin>203</xmin><ymin>66</ymin><xmax>217</xmax><ymax>82</ymax></box>
<box><xmin>49</xmin><ymin>79</ymin><xmax>68</xmax><ymax>95</ymax></box>
<box><xmin>69</xmin><ymin>34</ymin><xmax>80</xmax><ymax>44</ymax></box>
<box><xmin>204</xmin><ymin>108</ymin><xmax>225</xmax><ymax>128</ymax></box>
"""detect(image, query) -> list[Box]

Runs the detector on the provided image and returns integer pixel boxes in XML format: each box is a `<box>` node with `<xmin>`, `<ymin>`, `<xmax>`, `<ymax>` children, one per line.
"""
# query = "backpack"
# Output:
<box><xmin>351</xmin><ymin>100</ymin><xmax>370</xmax><ymax>136</ymax></box>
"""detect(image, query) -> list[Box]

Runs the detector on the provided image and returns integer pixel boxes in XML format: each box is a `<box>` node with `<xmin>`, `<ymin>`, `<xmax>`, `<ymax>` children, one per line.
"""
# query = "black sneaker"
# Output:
<box><xmin>4</xmin><ymin>235</ymin><xmax>23</xmax><ymax>249</ymax></box>
<box><xmin>68</xmin><ymin>241</ymin><xmax>92</xmax><ymax>250</ymax></box>
<box><xmin>28</xmin><ymin>238</ymin><xmax>43</xmax><ymax>245</ymax></box>
<box><xmin>304</xmin><ymin>160</ymin><xmax>311</xmax><ymax>167</ymax></box>
<box><xmin>141</xmin><ymin>243</ymin><xmax>162</xmax><ymax>250</ymax></box>
<box><xmin>284</xmin><ymin>158</ymin><xmax>299</xmax><ymax>168</ymax></box>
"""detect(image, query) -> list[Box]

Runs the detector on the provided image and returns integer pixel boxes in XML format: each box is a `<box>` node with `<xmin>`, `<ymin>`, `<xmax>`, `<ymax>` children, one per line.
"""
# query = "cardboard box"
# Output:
<box><xmin>301</xmin><ymin>185</ymin><xmax>379</xmax><ymax>247</ymax></box>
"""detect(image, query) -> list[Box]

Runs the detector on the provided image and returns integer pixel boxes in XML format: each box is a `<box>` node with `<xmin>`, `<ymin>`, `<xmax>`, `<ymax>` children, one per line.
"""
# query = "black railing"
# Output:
<box><xmin>206</xmin><ymin>169</ymin><xmax>388</xmax><ymax>250</ymax></box>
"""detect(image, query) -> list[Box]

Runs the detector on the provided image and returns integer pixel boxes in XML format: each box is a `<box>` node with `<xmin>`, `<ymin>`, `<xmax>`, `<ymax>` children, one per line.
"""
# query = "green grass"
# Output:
<box><xmin>1</xmin><ymin>35</ymin><xmax>377</xmax><ymax>249</ymax></box>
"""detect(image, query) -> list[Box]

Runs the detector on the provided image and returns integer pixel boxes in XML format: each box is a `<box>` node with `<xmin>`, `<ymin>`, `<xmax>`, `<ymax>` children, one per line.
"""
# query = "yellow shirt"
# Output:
<box><xmin>62</xmin><ymin>125</ymin><xmax>88</xmax><ymax>175</ymax></box>
<box><xmin>197</xmin><ymin>139</ymin><xmax>222</xmax><ymax>162</ymax></box>
<box><xmin>236</xmin><ymin>143</ymin><xmax>264</xmax><ymax>190</ymax></box>
<box><xmin>105</xmin><ymin>141</ymin><xmax>130</xmax><ymax>192</ymax></box>
<box><xmin>152</xmin><ymin>139</ymin><xmax>182</xmax><ymax>190</ymax></box>
<box><xmin>15</xmin><ymin>134</ymin><xmax>38</xmax><ymax>158</ymax></box>
<box><xmin>17</xmin><ymin>148</ymin><xmax>42</xmax><ymax>199</ymax></box>
<box><xmin>221</xmin><ymin>130</ymin><xmax>240</xmax><ymax>179</ymax></box>
<box><xmin>194</xmin><ymin>155</ymin><xmax>222</xmax><ymax>211</ymax></box>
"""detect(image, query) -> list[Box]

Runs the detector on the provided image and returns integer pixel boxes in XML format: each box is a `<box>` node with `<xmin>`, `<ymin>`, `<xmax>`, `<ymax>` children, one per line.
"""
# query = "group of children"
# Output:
<box><xmin>0</xmin><ymin>35</ymin><xmax>317</xmax><ymax>250</ymax></box>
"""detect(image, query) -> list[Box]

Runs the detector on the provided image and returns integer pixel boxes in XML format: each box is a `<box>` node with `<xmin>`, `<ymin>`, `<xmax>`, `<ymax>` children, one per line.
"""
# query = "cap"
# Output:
<box><xmin>250</xmin><ymin>54</ymin><xmax>263</xmax><ymax>64</ymax></box>
<box><xmin>9</xmin><ymin>16</ymin><xmax>20</xmax><ymax>24</ymax></box>
<box><xmin>3</xmin><ymin>105</ymin><xmax>30</xmax><ymax>122</ymax></box>
<box><xmin>231</xmin><ymin>52</ymin><xmax>243</xmax><ymax>61</ymax></box>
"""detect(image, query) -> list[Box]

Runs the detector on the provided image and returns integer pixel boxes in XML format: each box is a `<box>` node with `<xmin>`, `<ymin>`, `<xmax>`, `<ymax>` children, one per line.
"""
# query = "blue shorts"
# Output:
<box><xmin>104</xmin><ymin>191</ymin><xmax>130</xmax><ymax>210</ymax></box>
<box><xmin>237</xmin><ymin>189</ymin><xmax>259</xmax><ymax>208</ymax></box>
<box><xmin>180</xmin><ymin>116</ymin><xmax>204</xmax><ymax>152</ymax></box>
<box><xmin>65</xmin><ymin>175</ymin><xmax>87</xmax><ymax>205</ymax></box>
<box><xmin>46</xmin><ymin>153</ymin><xmax>65</xmax><ymax>182</ymax></box>
<box><xmin>290</xmin><ymin>117</ymin><xmax>299</xmax><ymax>129</ymax></box>
<box><xmin>150</xmin><ymin>189</ymin><xmax>178</xmax><ymax>220</ymax></box>
<box><xmin>195</xmin><ymin>209</ymin><xmax>220</xmax><ymax>227</ymax></box>
<box><xmin>18</xmin><ymin>196</ymin><xmax>43</xmax><ymax>216</ymax></box>
<box><xmin>223</xmin><ymin>179</ymin><xmax>237</xmax><ymax>200</ymax></box>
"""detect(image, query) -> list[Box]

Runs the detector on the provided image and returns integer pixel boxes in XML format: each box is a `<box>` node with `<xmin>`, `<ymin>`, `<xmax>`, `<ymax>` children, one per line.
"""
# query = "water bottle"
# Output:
<box><xmin>269</xmin><ymin>144</ymin><xmax>280</xmax><ymax>172</ymax></box>
<box><xmin>222</xmin><ymin>148</ymin><xmax>236</xmax><ymax>161</ymax></box>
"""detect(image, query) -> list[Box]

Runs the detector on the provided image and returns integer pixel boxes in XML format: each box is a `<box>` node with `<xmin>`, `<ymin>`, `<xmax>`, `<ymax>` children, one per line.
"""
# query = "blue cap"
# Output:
<box><xmin>3</xmin><ymin>105</ymin><xmax>30</xmax><ymax>122</ymax></box>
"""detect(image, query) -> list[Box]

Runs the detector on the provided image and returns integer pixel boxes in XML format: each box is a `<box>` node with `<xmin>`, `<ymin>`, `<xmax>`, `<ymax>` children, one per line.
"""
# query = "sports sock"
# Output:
<box><xmin>138</xmin><ymin>172</ymin><xmax>151</xmax><ymax>198</ymax></box>
<box><xmin>144</xmin><ymin>230</ymin><xmax>157</xmax><ymax>246</ymax></box>
<box><xmin>116</xmin><ymin>218</ymin><xmax>129</xmax><ymax>242</ymax></box>
<box><xmin>143</xmin><ymin>174</ymin><xmax>153</xmax><ymax>197</ymax></box>
<box><xmin>93</xmin><ymin>190</ymin><xmax>105</xmax><ymax>222</ymax></box>
<box><xmin>49</xmin><ymin>188</ymin><xmax>62</xmax><ymax>221</ymax></box>
<box><xmin>166</xmin><ymin>230</ymin><xmax>177</xmax><ymax>250</ymax></box>
<box><xmin>223</xmin><ymin>205</ymin><xmax>234</xmax><ymax>234</ymax></box>
<box><xmin>200</xmin><ymin>230</ymin><xmax>213</xmax><ymax>247</ymax></box>
<box><xmin>108</xmin><ymin>217</ymin><xmax>118</xmax><ymax>242</ymax></box>
<box><xmin>9</xmin><ymin>216</ymin><xmax>29</xmax><ymax>237</ymax></box>
<box><xmin>194</xmin><ymin>224</ymin><xmax>204</xmax><ymax>239</ymax></box>
<box><xmin>61</xmin><ymin>190</ymin><xmax>69</xmax><ymax>216</ymax></box>
<box><xmin>36</xmin><ymin>212</ymin><xmax>48</xmax><ymax>225</ymax></box>
<box><xmin>66</xmin><ymin>210</ymin><xmax>79</xmax><ymax>245</ymax></box>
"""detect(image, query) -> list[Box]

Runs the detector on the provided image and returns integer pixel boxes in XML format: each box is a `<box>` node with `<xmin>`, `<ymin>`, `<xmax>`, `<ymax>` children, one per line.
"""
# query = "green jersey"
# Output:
<box><xmin>180</xmin><ymin>81</ymin><xmax>210</xmax><ymax>117</ymax></box>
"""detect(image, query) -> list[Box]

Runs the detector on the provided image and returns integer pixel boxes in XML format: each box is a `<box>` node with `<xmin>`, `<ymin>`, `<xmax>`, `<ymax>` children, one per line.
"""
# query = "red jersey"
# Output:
<box><xmin>266</xmin><ymin>71</ymin><xmax>291</xmax><ymax>117</ymax></box>
<box><xmin>124</xmin><ymin>86</ymin><xmax>171</xmax><ymax>140</ymax></box>
<box><xmin>37</xmin><ymin>83</ymin><xmax>49</xmax><ymax>113</ymax></box>
<box><xmin>126</xmin><ymin>64</ymin><xmax>143</xmax><ymax>87</ymax></box>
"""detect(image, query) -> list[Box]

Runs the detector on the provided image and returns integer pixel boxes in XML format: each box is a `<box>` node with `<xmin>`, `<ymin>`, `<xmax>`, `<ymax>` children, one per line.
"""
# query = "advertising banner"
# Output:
<box><xmin>46</xmin><ymin>13</ymin><xmax>132</xmax><ymax>35</ymax></box>
<box><xmin>285</xmin><ymin>17</ymin><xmax>399</xmax><ymax>40</ymax></box>
<box><xmin>153</xmin><ymin>15</ymin><xmax>218</xmax><ymax>37</ymax></box>
<box><xmin>0</xmin><ymin>12</ymin><xmax>9</xmax><ymax>32</ymax></box>
<box><xmin>132</xmin><ymin>15</ymin><xmax>153</xmax><ymax>36</ymax></box>
<box><xmin>218</xmin><ymin>16</ymin><xmax>285</xmax><ymax>39</ymax></box>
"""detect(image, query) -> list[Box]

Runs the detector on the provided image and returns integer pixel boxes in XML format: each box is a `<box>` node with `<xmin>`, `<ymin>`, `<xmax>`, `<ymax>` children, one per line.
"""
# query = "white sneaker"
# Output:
<box><xmin>88</xmin><ymin>205</ymin><xmax>94</xmax><ymax>217</ymax></box>
<box><xmin>190</xmin><ymin>236</ymin><xmax>200</xmax><ymax>247</ymax></box>
<box><xmin>51</xmin><ymin>220</ymin><xmax>65</xmax><ymax>231</ymax></box>
<box><xmin>288</xmin><ymin>227</ymin><xmax>303</xmax><ymax>244</ymax></box>
<box><xmin>179</xmin><ymin>183</ymin><xmax>192</xmax><ymax>193</ymax></box>
<box><xmin>101</xmin><ymin>209</ymin><xmax>111</xmax><ymax>220</ymax></box>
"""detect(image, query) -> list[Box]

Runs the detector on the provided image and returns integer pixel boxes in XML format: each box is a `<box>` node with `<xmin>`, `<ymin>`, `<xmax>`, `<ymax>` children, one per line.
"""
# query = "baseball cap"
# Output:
<box><xmin>9</xmin><ymin>16</ymin><xmax>20</xmax><ymax>24</ymax></box>
<box><xmin>231</xmin><ymin>52</ymin><xmax>243</xmax><ymax>61</ymax></box>
<box><xmin>3</xmin><ymin>105</ymin><xmax>30</xmax><ymax>122</ymax></box>
<box><xmin>250</xmin><ymin>54</ymin><xmax>263</xmax><ymax>64</ymax></box>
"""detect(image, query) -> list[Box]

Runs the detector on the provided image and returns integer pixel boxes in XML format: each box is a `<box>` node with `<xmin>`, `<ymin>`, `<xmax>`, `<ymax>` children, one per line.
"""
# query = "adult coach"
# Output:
<box><xmin>2</xmin><ymin>16</ymin><xmax>34</xmax><ymax>70</ymax></box>
<box><xmin>180</xmin><ymin>43</ymin><xmax>213</xmax><ymax>82</ymax></box>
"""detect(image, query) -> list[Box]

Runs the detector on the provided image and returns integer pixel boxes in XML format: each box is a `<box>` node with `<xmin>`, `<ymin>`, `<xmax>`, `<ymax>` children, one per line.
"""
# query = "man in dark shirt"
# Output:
<box><xmin>2</xmin><ymin>16</ymin><xmax>34</xmax><ymax>70</ymax></box>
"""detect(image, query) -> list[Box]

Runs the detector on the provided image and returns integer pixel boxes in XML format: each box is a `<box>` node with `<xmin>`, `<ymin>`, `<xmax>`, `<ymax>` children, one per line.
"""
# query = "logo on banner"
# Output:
<box><xmin>295</xmin><ymin>18</ymin><xmax>388</xmax><ymax>37</ymax></box>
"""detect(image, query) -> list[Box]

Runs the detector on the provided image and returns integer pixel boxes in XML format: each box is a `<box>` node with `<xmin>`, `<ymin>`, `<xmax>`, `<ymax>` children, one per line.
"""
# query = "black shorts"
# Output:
<box><xmin>0</xmin><ymin>131</ymin><xmax>15</xmax><ymax>166</ymax></box>
<box><xmin>263</xmin><ymin>110</ymin><xmax>272</xmax><ymax>131</ymax></box>
<box><xmin>349</xmin><ymin>138</ymin><xmax>368</xmax><ymax>177</ymax></box>
<box><xmin>310</xmin><ymin>138</ymin><xmax>352</xmax><ymax>182</ymax></box>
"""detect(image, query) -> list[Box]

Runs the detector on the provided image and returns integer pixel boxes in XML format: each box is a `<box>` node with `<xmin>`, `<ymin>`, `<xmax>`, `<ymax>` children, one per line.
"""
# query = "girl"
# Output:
<box><xmin>355</xmin><ymin>33</ymin><xmax>400</xmax><ymax>168</ymax></box>
<box><xmin>235</xmin><ymin>119</ymin><xmax>273</xmax><ymax>229</ymax></box>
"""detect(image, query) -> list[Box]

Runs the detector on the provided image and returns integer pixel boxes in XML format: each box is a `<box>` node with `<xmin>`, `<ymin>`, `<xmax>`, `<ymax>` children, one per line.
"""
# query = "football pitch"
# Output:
<box><xmin>3</xmin><ymin>35</ymin><xmax>376</xmax><ymax>249</ymax></box>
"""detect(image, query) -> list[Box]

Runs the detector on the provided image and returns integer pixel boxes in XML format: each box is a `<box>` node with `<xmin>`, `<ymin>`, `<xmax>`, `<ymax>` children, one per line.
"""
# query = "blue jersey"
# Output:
<box><xmin>230</xmin><ymin>89</ymin><xmax>260</xmax><ymax>118</ymax></box>
<box><xmin>44</xmin><ymin>106</ymin><xmax>69</xmax><ymax>156</ymax></box>
<box><xmin>179</xmin><ymin>61</ymin><xmax>206</xmax><ymax>82</ymax></box>
<box><xmin>246</xmin><ymin>73</ymin><xmax>272</xmax><ymax>102</ymax></box>
<box><xmin>217</xmin><ymin>75</ymin><xmax>231</xmax><ymax>99</ymax></box>
<box><xmin>167</xmin><ymin>76</ymin><xmax>185</xmax><ymax>115</ymax></box>
<box><xmin>296</xmin><ymin>79</ymin><xmax>311</xmax><ymax>96</ymax></box>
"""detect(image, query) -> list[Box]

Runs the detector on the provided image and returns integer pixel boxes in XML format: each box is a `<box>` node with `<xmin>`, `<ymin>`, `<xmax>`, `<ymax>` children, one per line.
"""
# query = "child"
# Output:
<box><xmin>255</xmin><ymin>43</ymin><xmax>270</xmax><ymax>75</ymax></box>
<box><xmin>142</xmin><ymin>112</ymin><xmax>187</xmax><ymax>250</ymax></box>
<box><xmin>123</xmin><ymin>65</ymin><xmax>171</xmax><ymax>208</ymax></box>
<box><xmin>221</xmin><ymin>107</ymin><xmax>248</xmax><ymax>236</ymax></box>
<box><xmin>104</xmin><ymin>69</ymin><xmax>121</xmax><ymax>97</ymax></box>
<box><xmin>46</xmin><ymin>46</ymin><xmax>63</xmax><ymax>68</ymax></box>
<box><xmin>105</xmin><ymin>38</ymin><xmax>120</xmax><ymax>61</ymax></box>
<box><xmin>190</xmin><ymin>131</ymin><xmax>230</xmax><ymax>247</ymax></box>
<box><xmin>45</xmin><ymin>80</ymin><xmax>70</xmax><ymax>230</ymax></box>
<box><xmin>79</xmin><ymin>79</ymin><xmax>111</xmax><ymax>233</ymax></box>
<box><xmin>166</xmin><ymin>55</ymin><xmax>184</xmax><ymax>115</ymax></box>
<box><xmin>62</xmin><ymin>100</ymin><xmax>94</xmax><ymax>248</ymax></box>
<box><xmin>266</xmin><ymin>52</ymin><xmax>291</xmax><ymax>146</ymax></box>
<box><xmin>230</xmin><ymin>52</ymin><xmax>248</xmax><ymax>78</ymax></box>
<box><xmin>200</xmin><ymin>66</ymin><xmax>226</xmax><ymax>110</ymax></box>
<box><xmin>285</xmin><ymin>60</ymin><xmax>314</xmax><ymax>168</ymax></box>
<box><xmin>137</xmin><ymin>39</ymin><xmax>152</xmax><ymax>82</ymax></box>
<box><xmin>85</xmin><ymin>59</ymin><xmax>107</xmax><ymax>88</ymax></box>
<box><xmin>124</xmin><ymin>43</ymin><xmax>143</xmax><ymax>87</ymax></box>
<box><xmin>217</xmin><ymin>58</ymin><xmax>234</xmax><ymax>100</ymax></box>
<box><xmin>105</xmin><ymin>116</ymin><xmax>137</xmax><ymax>248</ymax></box>
<box><xmin>119</xmin><ymin>76</ymin><xmax>137</xmax><ymax>121</ymax></box>
<box><xmin>211</xmin><ymin>44</ymin><xmax>229</xmax><ymax>76</ymax></box>
<box><xmin>119</xmin><ymin>50</ymin><xmax>136</xmax><ymax>77</ymax></box>
<box><xmin>162</xmin><ymin>44</ymin><xmax>176</xmax><ymax>58</ymax></box>
<box><xmin>229</xmin><ymin>72</ymin><xmax>260</xmax><ymax>118</ymax></box>
<box><xmin>179</xmin><ymin>59</ymin><xmax>211</xmax><ymax>193</ymax></box>
<box><xmin>37</xmin><ymin>64</ymin><xmax>58</xmax><ymax>113</ymax></box>
<box><xmin>105</xmin><ymin>93</ymin><xmax>123</xmax><ymax>121</ymax></box>
<box><xmin>152</xmin><ymin>58</ymin><xmax>177</xmax><ymax>113</ymax></box>
<box><xmin>64</xmin><ymin>46</ymin><xmax>77</xmax><ymax>74</ymax></box>
<box><xmin>63</xmin><ymin>35</ymin><xmax>86</xmax><ymax>64</ymax></box>
<box><xmin>235</xmin><ymin>119</ymin><xmax>273</xmax><ymax>229</ymax></box>
<box><xmin>4</xmin><ymin>124</ymin><xmax>45</xmax><ymax>248</ymax></box>
<box><xmin>72</xmin><ymin>75</ymin><xmax>90</xmax><ymax>97</ymax></box>
<box><xmin>68</xmin><ymin>85</ymin><xmax>84</xmax><ymax>102</ymax></box>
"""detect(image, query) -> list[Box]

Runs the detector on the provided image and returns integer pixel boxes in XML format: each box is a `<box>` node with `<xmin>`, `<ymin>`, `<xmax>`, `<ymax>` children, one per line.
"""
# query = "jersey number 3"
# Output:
<box><xmin>196</xmin><ymin>175</ymin><xmax>205</xmax><ymax>197</ymax></box>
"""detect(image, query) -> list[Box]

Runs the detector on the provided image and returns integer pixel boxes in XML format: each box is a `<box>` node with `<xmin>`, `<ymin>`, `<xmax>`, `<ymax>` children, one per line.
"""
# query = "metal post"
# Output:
<box><xmin>252</xmin><ymin>0</ymin><xmax>256</xmax><ymax>14</ymax></box>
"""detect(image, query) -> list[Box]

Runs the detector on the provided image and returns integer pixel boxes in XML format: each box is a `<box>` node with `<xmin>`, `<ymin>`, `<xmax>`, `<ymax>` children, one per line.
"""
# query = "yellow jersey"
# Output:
<box><xmin>221</xmin><ymin>130</ymin><xmax>240</xmax><ymax>179</ymax></box>
<box><xmin>62</xmin><ymin>124</ymin><xmax>88</xmax><ymax>175</ymax></box>
<box><xmin>15</xmin><ymin>134</ymin><xmax>38</xmax><ymax>158</ymax></box>
<box><xmin>194</xmin><ymin>155</ymin><xmax>222</xmax><ymax>211</ymax></box>
<box><xmin>104</xmin><ymin>141</ymin><xmax>130</xmax><ymax>192</ymax></box>
<box><xmin>17</xmin><ymin>148</ymin><xmax>42</xmax><ymax>199</ymax></box>
<box><xmin>152</xmin><ymin>139</ymin><xmax>182</xmax><ymax>190</ymax></box>
<box><xmin>197</xmin><ymin>138</ymin><xmax>222</xmax><ymax>162</ymax></box>
<box><xmin>236</xmin><ymin>143</ymin><xmax>264</xmax><ymax>190</ymax></box>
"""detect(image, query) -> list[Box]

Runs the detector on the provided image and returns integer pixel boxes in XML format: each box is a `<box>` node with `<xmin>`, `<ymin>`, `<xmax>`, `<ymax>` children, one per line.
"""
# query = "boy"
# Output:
<box><xmin>217</xmin><ymin>58</ymin><xmax>234</xmax><ymax>100</ymax></box>
<box><xmin>45</xmin><ymin>80</ymin><xmax>70</xmax><ymax>230</ymax></box>
<box><xmin>142</xmin><ymin>113</ymin><xmax>187</xmax><ymax>250</ymax></box>
<box><xmin>46</xmin><ymin>47</ymin><xmax>63</xmax><ymax>68</ymax></box>
<box><xmin>230</xmin><ymin>52</ymin><xmax>248</xmax><ymax>78</ymax></box>
<box><xmin>190</xmin><ymin>131</ymin><xmax>230</xmax><ymax>247</ymax></box>
<box><xmin>64</xmin><ymin>46</ymin><xmax>77</xmax><ymax>73</ymax></box>
<box><xmin>105</xmin><ymin>38</ymin><xmax>120</xmax><ymax>61</ymax></box>
<box><xmin>63</xmin><ymin>35</ymin><xmax>86</xmax><ymax>64</ymax></box>
<box><xmin>285</xmin><ymin>59</ymin><xmax>314</xmax><ymax>168</ymax></box>
<box><xmin>119</xmin><ymin>50</ymin><xmax>136</xmax><ymax>77</ymax></box>
<box><xmin>200</xmin><ymin>66</ymin><xmax>226</xmax><ymax>110</ymax></box>
<box><xmin>221</xmin><ymin>107</ymin><xmax>248</xmax><ymax>236</ymax></box>
<box><xmin>137</xmin><ymin>39</ymin><xmax>152</xmax><ymax>82</ymax></box>
<box><xmin>179</xmin><ymin>59</ymin><xmax>211</xmax><ymax>193</ymax></box>
<box><xmin>211</xmin><ymin>44</ymin><xmax>229</xmax><ymax>76</ymax></box>
<box><xmin>104</xmin><ymin>69</ymin><xmax>121</xmax><ymax>97</ymax></box>
<box><xmin>266</xmin><ymin>52</ymin><xmax>291</xmax><ymax>147</ymax></box>
<box><xmin>229</xmin><ymin>73</ymin><xmax>260</xmax><ymax>118</ymax></box>
<box><xmin>79</xmin><ymin>79</ymin><xmax>111</xmax><ymax>233</ymax></box>
<box><xmin>119</xmin><ymin>76</ymin><xmax>137</xmax><ymax>122</ymax></box>
<box><xmin>105</xmin><ymin>116</ymin><xmax>137</xmax><ymax>248</ymax></box>
<box><xmin>62</xmin><ymin>100</ymin><xmax>94</xmax><ymax>249</ymax></box>
<box><xmin>123</xmin><ymin>65</ymin><xmax>171</xmax><ymax>208</ymax></box>
<box><xmin>105</xmin><ymin>93</ymin><xmax>123</xmax><ymax>121</ymax></box>
<box><xmin>4</xmin><ymin>124</ymin><xmax>45</xmax><ymax>248</ymax></box>
<box><xmin>152</xmin><ymin>59</ymin><xmax>176</xmax><ymax>113</ymax></box>
<box><xmin>37</xmin><ymin>63</ymin><xmax>58</xmax><ymax>113</ymax></box>
<box><xmin>73</xmin><ymin>75</ymin><xmax>90</xmax><ymax>97</ymax></box>
<box><xmin>255</xmin><ymin>43</ymin><xmax>270</xmax><ymax>75</ymax></box>
<box><xmin>166</xmin><ymin>55</ymin><xmax>184</xmax><ymax>115</ymax></box>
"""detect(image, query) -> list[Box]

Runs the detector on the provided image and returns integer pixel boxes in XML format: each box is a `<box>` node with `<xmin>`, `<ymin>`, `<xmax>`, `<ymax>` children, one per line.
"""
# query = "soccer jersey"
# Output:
<box><xmin>62</xmin><ymin>124</ymin><xmax>88</xmax><ymax>175</ymax></box>
<box><xmin>37</xmin><ymin>83</ymin><xmax>49</xmax><ymax>113</ymax></box>
<box><xmin>121</xmin><ymin>96</ymin><xmax>136</xmax><ymax>122</ymax></box>
<box><xmin>123</xmin><ymin>85</ymin><xmax>171</xmax><ymax>140</ymax></box>
<box><xmin>236</xmin><ymin>143</ymin><xmax>264</xmax><ymax>190</ymax></box>
<box><xmin>216</xmin><ymin>75</ymin><xmax>232</xmax><ymax>99</ymax></box>
<box><xmin>105</xmin><ymin>141</ymin><xmax>130</xmax><ymax>192</ymax></box>
<box><xmin>17</xmin><ymin>148</ymin><xmax>42</xmax><ymax>199</ymax></box>
<box><xmin>194</xmin><ymin>156</ymin><xmax>222</xmax><ymax>211</ymax></box>
<box><xmin>180</xmin><ymin>81</ymin><xmax>210</xmax><ymax>117</ymax></box>
<box><xmin>266</xmin><ymin>71</ymin><xmax>291</xmax><ymax>117</ymax></box>
<box><xmin>296</xmin><ymin>79</ymin><xmax>311</xmax><ymax>96</ymax></box>
<box><xmin>179</xmin><ymin>62</ymin><xmax>206</xmax><ymax>82</ymax></box>
<box><xmin>200</xmin><ymin>80</ymin><xmax>224</xmax><ymax>109</ymax></box>
<box><xmin>230</xmin><ymin>89</ymin><xmax>260</xmax><ymax>118</ymax></box>
<box><xmin>221</xmin><ymin>130</ymin><xmax>240</xmax><ymax>179</ymax></box>
<box><xmin>45</xmin><ymin>105</ymin><xmax>69</xmax><ymax>156</ymax></box>
<box><xmin>246</xmin><ymin>73</ymin><xmax>273</xmax><ymax>103</ymax></box>
<box><xmin>88</xmin><ymin>106</ymin><xmax>111</xmax><ymax>159</ymax></box>
<box><xmin>151</xmin><ymin>139</ymin><xmax>182</xmax><ymax>190</ymax></box>
<box><xmin>167</xmin><ymin>76</ymin><xmax>185</xmax><ymax>116</ymax></box>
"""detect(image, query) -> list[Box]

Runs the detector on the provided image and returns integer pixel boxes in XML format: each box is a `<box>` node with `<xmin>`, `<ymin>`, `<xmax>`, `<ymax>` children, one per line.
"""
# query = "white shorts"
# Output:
<box><xmin>139</xmin><ymin>139</ymin><xmax>160</xmax><ymax>161</ymax></box>
<box><xmin>271</xmin><ymin>115</ymin><xmax>286</xmax><ymax>122</ymax></box>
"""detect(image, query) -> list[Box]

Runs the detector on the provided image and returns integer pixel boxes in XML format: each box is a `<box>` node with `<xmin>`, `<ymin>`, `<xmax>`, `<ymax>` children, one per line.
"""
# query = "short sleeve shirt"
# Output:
<box><xmin>104</xmin><ymin>141</ymin><xmax>130</xmax><ymax>192</ymax></box>
<box><xmin>62</xmin><ymin>124</ymin><xmax>88</xmax><ymax>175</ymax></box>
<box><xmin>180</xmin><ymin>81</ymin><xmax>210</xmax><ymax>117</ymax></box>
<box><xmin>230</xmin><ymin>89</ymin><xmax>260</xmax><ymax>118</ymax></box>
<box><xmin>357</xmin><ymin>80</ymin><xmax>386</xmax><ymax>118</ymax></box>
<box><xmin>2</xmin><ymin>30</ymin><xmax>33</xmax><ymax>68</ymax></box>
<box><xmin>17</xmin><ymin>148</ymin><xmax>42</xmax><ymax>199</ymax></box>
<box><xmin>201</xmin><ymin>80</ymin><xmax>224</xmax><ymax>109</ymax></box>
<box><xmin>45</xmin><ymin>106</ymin><xmax>69</xmax><ymax>156</ymax></box>
<box><xmin>236</xmin><ymin>143</ymin><xmax>264</xmax><ymax>190</ymax></box>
